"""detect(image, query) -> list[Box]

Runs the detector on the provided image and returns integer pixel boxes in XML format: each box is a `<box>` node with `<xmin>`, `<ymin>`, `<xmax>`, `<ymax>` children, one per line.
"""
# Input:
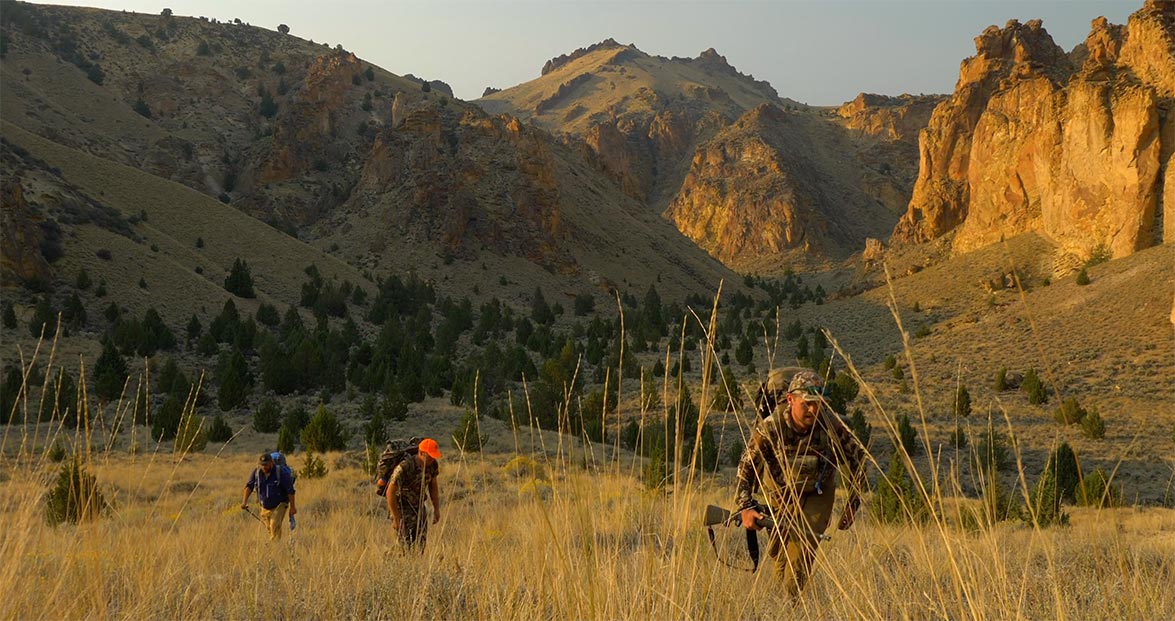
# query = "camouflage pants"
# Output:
<box><xmin>765</xmin><ymin>478</ymin><xmax>836</xmax><ymax>597</ymax></box>
<box><xmin>395</xmin><ymin>506</ymin><xmax>429</xmax><ymax>551</ymax></box>
<box><xmin>260</xmin><ymin>502</ymin><xmax>289</xmax><ymax>542</ymax></box>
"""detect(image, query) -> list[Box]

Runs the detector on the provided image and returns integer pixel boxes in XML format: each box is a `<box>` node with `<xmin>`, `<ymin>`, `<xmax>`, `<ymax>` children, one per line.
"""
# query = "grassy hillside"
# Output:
<box><xmin>1</xmin><ymin>119</ymin><xmax>374</xmax><ymax>331</ymax></box>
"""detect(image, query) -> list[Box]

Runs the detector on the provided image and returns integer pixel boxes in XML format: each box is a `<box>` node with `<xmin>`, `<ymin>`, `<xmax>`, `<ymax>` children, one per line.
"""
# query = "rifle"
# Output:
<box><xmin>837</xmin><ymin>494</ymin><xmax>860</xmax><ymax>530</ymax></box>
<box><xmin>702</xmin><ymin>503</ymin><xmax>775</xmax><ymax>572</ymax></box>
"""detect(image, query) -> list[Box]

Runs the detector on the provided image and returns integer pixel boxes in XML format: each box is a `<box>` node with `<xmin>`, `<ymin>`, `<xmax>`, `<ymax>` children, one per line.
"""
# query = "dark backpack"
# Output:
<box><xmin>374</xmin><ymin>437</ymin><xmax>419</xmax><ymax>497</ymax></box>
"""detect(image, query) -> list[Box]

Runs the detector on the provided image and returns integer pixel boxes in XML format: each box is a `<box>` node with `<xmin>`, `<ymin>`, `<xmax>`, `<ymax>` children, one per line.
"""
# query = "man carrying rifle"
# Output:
<box><xmin>735</xmin><ymin>369</ymin><xmax>866</xmax><ymax>597</ymax></box>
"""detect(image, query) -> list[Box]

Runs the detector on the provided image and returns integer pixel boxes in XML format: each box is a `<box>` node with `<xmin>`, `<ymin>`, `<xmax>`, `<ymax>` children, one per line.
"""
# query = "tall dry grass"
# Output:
<box><xmin>2</xmin><ymin>295</ymin><xmax>1173</xmax><ymax>620</ymax></box>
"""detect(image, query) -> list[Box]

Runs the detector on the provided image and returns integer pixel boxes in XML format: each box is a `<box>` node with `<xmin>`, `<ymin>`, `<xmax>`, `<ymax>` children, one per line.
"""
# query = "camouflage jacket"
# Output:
<box><xmin>735</xmin><ymin>409</ymin><xmax>865</xmax><ymax>511</ymax></box>
<box><xmin>390</xmin><ymin>456</ymin><xmax>439</xmax><ymax>514</ymax></box>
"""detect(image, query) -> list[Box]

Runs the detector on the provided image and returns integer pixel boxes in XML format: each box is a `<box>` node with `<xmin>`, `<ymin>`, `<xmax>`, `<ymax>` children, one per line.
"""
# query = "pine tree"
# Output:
<box><xmin>954</xmin><ymin>384</ymin><xmax>972</xmax><ymax>418</ymax></box>
<box><xmin>897</xmin><ymin>414</ymin><xmax>920</xmax><ymax>456</ymax></box>
<box><xmin>216</xmin><ymin>348</ymin><xmax>252</xmax><ymax>411</ymax></box>
<box><xmin>531</xmin><ymin>286</ymin><xmax>554</xmax><ymax>325</ymax></box>
<box><xmin>253</xmin><ymin>398</ymin><xmax>283</xmax><ymax>433</ymax></box>
<box><xmin>2</xmin><ymin>301</ymin><xmax>16</xmax><ymax>329</ymax></box>
<box><xmin>93</xmin><ymin>338</ymin><xmax>128</xmax><ymax>401</ymax></box>
<box><xmin>29</xmin><ymin>296</ymin><xmax>56</xmax><ymax>338</ymax></box>
<box><xmin>301</xmin><ymin>404</ymin><xmax>349</xmax><ymax>452</ymax></box>
<box><xmin>223</xmin><ymin>258</ymin><xmax>256</xmax><ymax>298</ymax></box>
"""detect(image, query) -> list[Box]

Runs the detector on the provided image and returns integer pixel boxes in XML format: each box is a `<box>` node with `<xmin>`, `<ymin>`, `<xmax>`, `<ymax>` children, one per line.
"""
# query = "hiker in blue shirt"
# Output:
<box><xmin>242</xmin><ymin>452</ymin><xmax>297</xmax><ymax>540</ymax></box>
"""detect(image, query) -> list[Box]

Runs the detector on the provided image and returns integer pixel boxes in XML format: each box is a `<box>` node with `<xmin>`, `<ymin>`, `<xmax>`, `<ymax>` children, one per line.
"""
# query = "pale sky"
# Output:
<box><xmin>35</xmin><ymin>1</ymin><xmax>1136</xmax><ymax>105</ymax></box>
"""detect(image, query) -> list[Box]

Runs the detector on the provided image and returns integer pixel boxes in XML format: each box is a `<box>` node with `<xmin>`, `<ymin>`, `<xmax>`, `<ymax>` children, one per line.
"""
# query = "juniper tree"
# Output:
<box><xmin>224</xmin><ymin>258</ymin><xmax>256</xmax><ymax>298</ymax></box>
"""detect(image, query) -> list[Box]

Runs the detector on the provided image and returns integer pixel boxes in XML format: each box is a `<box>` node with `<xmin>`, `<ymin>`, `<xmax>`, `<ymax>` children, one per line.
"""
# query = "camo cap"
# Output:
<box><xmin>787</xmin><ymin>370</ymin><xmax>826</xmax><ymax>402</ymax></box>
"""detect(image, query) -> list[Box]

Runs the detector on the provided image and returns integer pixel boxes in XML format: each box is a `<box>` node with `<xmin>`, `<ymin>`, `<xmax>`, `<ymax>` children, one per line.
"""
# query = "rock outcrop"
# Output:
<box><xmin>836</xmin><ymin>93</ymin><xmax>944</xmax><ymax>143</ymax></box>
<box><xmin>665</xmin><ymin>104</ymin><xmax>905</xmax><ymax>270</ymax></box>
<box><xmin>895</xmin><ymin>1</ymin><xmax>1174</xmax><ymax>261</ymax></box>
<box><xmin>259</xmin><ymin>51</ymin><xmax>364</xmax><ymax>184</ymax></box>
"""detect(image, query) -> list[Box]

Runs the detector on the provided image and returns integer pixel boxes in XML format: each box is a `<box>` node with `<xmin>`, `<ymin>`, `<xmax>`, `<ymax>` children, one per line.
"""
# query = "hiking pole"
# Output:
<box><xmin>242</xmin><ymin>506</ymin><xmax>264</xmax><ymax>524</ymax></box>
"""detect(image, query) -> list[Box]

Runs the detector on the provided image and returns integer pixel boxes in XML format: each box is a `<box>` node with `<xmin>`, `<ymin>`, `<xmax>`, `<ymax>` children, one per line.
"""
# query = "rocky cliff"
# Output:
<box><xmin>894</xmin><ymin>1</ymin><xmax>1174</xmax><ymax>262</ymax></box>
<box><xmin>664</xmin><ymin>104</ymin><xmax>907</xmax><ymax>271</ymax></box>
<box><xmin>836</xmin><ymin>93</ymin><xmax>944</xmax><ymax>143</ymax></box>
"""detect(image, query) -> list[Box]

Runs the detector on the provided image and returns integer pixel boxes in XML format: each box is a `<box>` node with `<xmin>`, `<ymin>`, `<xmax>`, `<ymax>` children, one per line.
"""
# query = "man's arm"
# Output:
<box><xmin>428</xmin><ymin>475</ymin><xmax>441</xmax><ymax>525</ymax></box>
<box><xmin>283</xmin><ymin>469</ymin><xmax>297</xmax><ymax>516</ymax></box>
<box><xmin>827</xmin><ymin>413</ymin><xmax>867</xmax><ymax>530</ymax></box>
<box><xmin>386</xmin><ymin>466</ymin><xmax>403</xmax><ymax>528</ymax></box>
<box><xmin>736</xmin><ymin>423</ymin><xmax>772</xmax><ymax>529</ymax></box>
<box><xmin>241</xmin><ymin>470</ymin><xmax>256</xmax><ymax>509</ymax></box>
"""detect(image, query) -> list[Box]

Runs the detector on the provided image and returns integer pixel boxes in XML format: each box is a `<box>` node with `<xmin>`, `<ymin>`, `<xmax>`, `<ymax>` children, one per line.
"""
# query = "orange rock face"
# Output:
<box><xmin>895</xmin><ymin>3</ymin><xmax>1174</xmax><ymax>260</ymax></box>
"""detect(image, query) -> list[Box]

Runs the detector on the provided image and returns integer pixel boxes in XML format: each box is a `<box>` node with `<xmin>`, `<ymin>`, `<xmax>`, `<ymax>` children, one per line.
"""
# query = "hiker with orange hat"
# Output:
<box><xmin>386</xmin><ymin>438</ymin><xmax>443</xmax><ymax>550</ymax></box>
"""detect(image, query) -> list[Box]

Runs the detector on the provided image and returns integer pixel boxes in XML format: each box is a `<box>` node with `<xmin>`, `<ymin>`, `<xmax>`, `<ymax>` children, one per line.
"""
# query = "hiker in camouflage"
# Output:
<box><xmin>386</xmin><ymin>438</ymin><xmax>442</xmax><ymax>550</ymax></box>
<box><xmin>736</xmin><ymin>369</ymin><xmax>866</xmax><ymax>597</ymax></box>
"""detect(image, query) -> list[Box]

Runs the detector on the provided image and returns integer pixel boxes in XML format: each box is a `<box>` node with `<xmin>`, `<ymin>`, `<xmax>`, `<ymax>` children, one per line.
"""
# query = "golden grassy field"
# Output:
<box><xmin>3</xmin><ymin>325</ymin><xmax>1173</xmax><ymax>621</ymax></box>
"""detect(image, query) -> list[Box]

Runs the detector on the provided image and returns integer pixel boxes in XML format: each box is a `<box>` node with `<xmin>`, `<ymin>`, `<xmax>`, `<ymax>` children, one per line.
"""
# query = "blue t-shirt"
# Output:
<box><xmin>246</xmin><ymin>466</ymin><xmax>295</xmax><ymax>509</ymax></box>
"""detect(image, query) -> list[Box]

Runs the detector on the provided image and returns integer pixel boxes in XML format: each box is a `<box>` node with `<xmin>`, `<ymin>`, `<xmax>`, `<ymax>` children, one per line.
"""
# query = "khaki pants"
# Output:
<box><xmin>260</xmin><ymin>503</ymin><xmax>289</xmax><ymax>541</ymax></box>
<box><xmin>766</xmin><ymin>479</ymin><xmax>836</xmax><ymax>597</ymax></box>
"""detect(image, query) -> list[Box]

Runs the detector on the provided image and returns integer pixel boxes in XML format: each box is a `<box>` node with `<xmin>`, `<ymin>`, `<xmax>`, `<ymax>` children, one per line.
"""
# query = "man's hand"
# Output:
<box><xmin>432</xmin><ymin>509</ymin><xmax>441</xmax><ymax>525</ymax></box>
<box><xmin>288</xmin><ymin>505</ymin><xmax>297</xmax><ymax>517</ymax></box>
<box><xmin>837</xmin><ymin>496</ymin><xmax>860</xmax><ymax>530</ymax></box>
<box><xmin>740</xmin><ymin>507</ymin><xmax>765</xmax><ymax>531</ymax></box>
<box><xmin>241</xmin><ymin>503</ymin><xmax>248</xmax><ymax>510</ymax></box>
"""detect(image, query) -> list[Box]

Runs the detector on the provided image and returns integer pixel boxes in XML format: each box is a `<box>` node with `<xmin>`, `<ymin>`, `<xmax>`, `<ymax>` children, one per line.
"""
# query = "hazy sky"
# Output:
<box><xmin>36</xmin><ymin>1</ymin><xmax>1136</xmax><ymax>105</ymax></box>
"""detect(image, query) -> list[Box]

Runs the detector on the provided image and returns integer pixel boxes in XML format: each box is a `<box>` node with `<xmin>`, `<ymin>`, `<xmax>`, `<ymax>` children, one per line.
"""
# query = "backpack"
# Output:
<box><xmin>374</xmin><ymin>437</ymin><xmax>419</xmax><ymax>497</ymax></box>
<box><xmin>269</xmin><ymin>451</ymin><xmax>296</xmax><ymax>483</ymax></box>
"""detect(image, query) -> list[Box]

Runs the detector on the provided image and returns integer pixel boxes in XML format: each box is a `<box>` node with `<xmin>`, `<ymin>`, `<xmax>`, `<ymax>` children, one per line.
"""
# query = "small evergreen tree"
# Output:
<box><xmin>207</xmin><ymin>415</ymin><xmax>233</xmax><ymax>443</ymax></box>
<box><xmin>735</xmin><ymin>336</ymin><xmax>753</xmax><ymax>366</ymax></box>
<box><xmin>975</xmin><ymin>421</ymin><xmax>1010</xmax><ymax>473</ymax></box>
<box><xmin>873</xmin><ymin>452</ymin><xmax>927</xmax><ymax>524</ymax></box>
<box><xmin>93</xmin><ymin>338</ymin><xmax>128</xmax><ymax>402</ymax></box>
<box><xmin>300</xmin><ymin>451</ymin><xmax>328</xmax><ymax>478</ymax></box>
<box><xmin>223</xmin><ymin>258</ymin><xmax>256</xmax><ymax>298</ymax></box>
<box><xmin>994</xmin><ymin>367</ymin><xmax>1008</xmax><ymax>391</ymax></box>
<box><xmin>174</xmin><ymin>409</ymin><xmax>208</xmax><ymax>453</ymax></box>
<box><xmin>1027</xmin><ymin>465</ymin><xmax>1068</xmax><ymax>527</ymax></box>
<box><xmin>949</xmin><ymin>425</ymin><xmax>968</xmax><ymax>449</ymax></box>
<box><xmin>452</xmin><ymin>408</ymin><xmax>483</xmax><ymax>452</ymax></box>
<box><xmin>258</xmin><ymin>85</ymin><xmax>278</xmax><ymax>118</ymax></box>
<box><xmin>251</xmin><ymin>398</ymin><xmax>282</xmax><ymax>433</ymax></box>
<box><xmin>642</xmin><ymin>445</ymin><xmax>667</xmax><ymax>490</ymax></box>
<box><xmin>954</xmin><ymin>384</ymin><xmax>972</xmax><ymax>418</ymax></box>
<box><xmin>152</xmin><ymin>396</ymin><xmax>184</xmax><ymax>440</ymax></box>
<box><xmin>848</xmin><ymin>409</ymin><xmax>871</xmax><ymax>446</ymax></box>
<box><xmin>1022</xmin><ymin>368</ymin><xmax>1047</xmax><ymax>404</ymax></box>
<box><xmin>1054</xmin><ymin>397</ymin><xmax>1086</xmax><ymax>425</ymax></box>
<box><xmin>897</xmin><ymin>414</ymin><xmax>920</xmax><ymax>456</ymax></box>
<box><xmin>300</xmin><ymin>404</ymin><xmax>349</xmax><ymax>452</ymax></box>
<box><xmin>1049</xmin><ymin>442</ymin><xmax>1080</xmax><ymax>503</ymax></box>
<box><xmin>186</xmin><ymin>314</ymin><xmax>202</xmax><ymax>343</ymax></box>
<box><xmin>698</xmin><ymin>423</ymin><xmax>719</xmax><ymax>472</ymax></box>
<box><xmin>276</xmin><ymin>423</ymin><xmax>296</xmax><ymax>454</ymax></box>
<box><xmin>45</xmin><ymin>458</ymin><xmax>105</xmax><ymax>525</ymax></box>
<box><xmin>531</xmin><ymin>286</ymin><xmax>554</xmax><ymax>325</ymax></box>
<box><xmin>216</xmin><ymin>348</ymin><xmax>252</xmax><ymax>411</ymax></box>
<box><xmin>1075</xmin><ymin>268</ymin><xmax>1090</xmax><ymax>285</ymax></box>
<box><xmin>2</xmin><ymin>301</ymin><xmax>16</xmax><ymax>329</ymax></box>
<box><xmin>29</xmin><ymin>296</ymin><xmax>56</xmax><ymax>338</ymax></box>
<box><xmin>1077</xmin><ymin>467</ymin><xmax>1121</xmax><ymax>507</ymax></box>
<box><xmin>1081</xmin><ymin>407</ymin><xmax>1105</xmax><ymax>439</ymax></box>
<box><xmin>133</xmin><ymin>98</ymin><xmax>152</xmax><ymax>118</ymax></box>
